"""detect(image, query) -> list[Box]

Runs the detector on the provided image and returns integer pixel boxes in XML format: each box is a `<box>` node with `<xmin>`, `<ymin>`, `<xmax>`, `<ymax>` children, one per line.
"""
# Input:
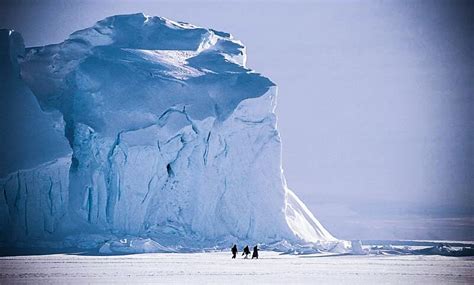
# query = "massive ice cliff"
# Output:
<box><xmin>0</xmin><ymin>14</ymin><xmax>342</xmax><ymax>252</ymax></box>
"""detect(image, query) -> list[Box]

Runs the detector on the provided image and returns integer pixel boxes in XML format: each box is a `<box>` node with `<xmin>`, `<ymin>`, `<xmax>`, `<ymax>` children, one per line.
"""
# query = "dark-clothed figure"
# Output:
<box><xmin>252</xmin><ymin>245</ymin><xmax>259</xmax><ymax>259</ymax></box>
<box><xmin>231</xmin><ymin>244</ymin><xmax>238</xmax><ymax>259</ymax></box>
<box><xmin>242</xmin><ymin>245</ymin><xmax>251</xmax><ymax>258</ymax></box>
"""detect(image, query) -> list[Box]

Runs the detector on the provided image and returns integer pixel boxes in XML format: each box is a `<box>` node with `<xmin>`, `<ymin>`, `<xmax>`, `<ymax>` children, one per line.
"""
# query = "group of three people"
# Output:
<box><xmin>231</xmin><ymin>244</ymin><xmax>259</xmax><ymax>259</ymax></box>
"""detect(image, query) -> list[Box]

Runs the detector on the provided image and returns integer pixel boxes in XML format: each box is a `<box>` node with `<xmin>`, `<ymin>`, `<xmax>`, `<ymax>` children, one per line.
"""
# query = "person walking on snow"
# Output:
<box><xmin>242</xmin><ymin>245</ymin><xmax>251</xmax><ymax>258</ymax></box>
<box><xmin>252</xmin><ymin>245</ymin><xmax>259</xmax><ymax>259</ymax></box>
<box><xmin>231</xmin><ymin>244</ymin><xmax>238</xmax><ymax>259</ymax></box>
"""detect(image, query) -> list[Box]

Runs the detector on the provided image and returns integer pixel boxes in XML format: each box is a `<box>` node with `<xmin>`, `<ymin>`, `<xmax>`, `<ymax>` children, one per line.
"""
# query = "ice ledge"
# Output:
<box><xmin>285</xmin><ymin>188</ymin><xmax>337</xmax><ymax>243</ymax></box>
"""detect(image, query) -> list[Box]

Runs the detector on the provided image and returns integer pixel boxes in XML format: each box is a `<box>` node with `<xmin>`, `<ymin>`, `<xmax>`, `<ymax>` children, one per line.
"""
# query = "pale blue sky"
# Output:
<box><xmin>1</xmin><ymin>0</ymin><xmax>472</xmax><ymax>240</ymax></box>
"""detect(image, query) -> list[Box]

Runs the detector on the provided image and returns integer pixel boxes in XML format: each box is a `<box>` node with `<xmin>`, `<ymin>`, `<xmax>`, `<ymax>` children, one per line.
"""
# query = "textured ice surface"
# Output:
<box><xmin>1</xmin><ymin>14</ymin><xmax>340</xmax><ymax>250</ymax></box>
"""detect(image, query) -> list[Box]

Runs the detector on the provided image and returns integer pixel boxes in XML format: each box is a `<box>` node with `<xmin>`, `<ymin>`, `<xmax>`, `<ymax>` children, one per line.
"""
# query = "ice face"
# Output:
<box><xmin>0</xmin><ymin>29</ymin><xmax>72</xmax><ymax>240</ymax></box>
<box><xmin>0</xmin><ymin>29</ymin><xmax>71</xmax><ymax>178</ymax></box>
<box><xmin>0</xmin><ymin>14</ymin><xmax>337</xmax><ymax>248</ymax></box>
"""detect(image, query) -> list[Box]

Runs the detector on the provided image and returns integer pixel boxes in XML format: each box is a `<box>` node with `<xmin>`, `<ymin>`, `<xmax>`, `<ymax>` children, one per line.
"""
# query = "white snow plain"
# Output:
<box><xmin>0</xmin><ymin>251</ymin><xmax>473</xmax><ymax>284</ymax></box>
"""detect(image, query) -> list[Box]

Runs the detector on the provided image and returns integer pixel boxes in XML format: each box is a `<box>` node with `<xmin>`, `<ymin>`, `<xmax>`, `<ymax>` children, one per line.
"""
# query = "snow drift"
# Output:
<box><xmin>0</xmin><ymin>14</ymin><xmax>342</xmax><ymax>251</ymax></box>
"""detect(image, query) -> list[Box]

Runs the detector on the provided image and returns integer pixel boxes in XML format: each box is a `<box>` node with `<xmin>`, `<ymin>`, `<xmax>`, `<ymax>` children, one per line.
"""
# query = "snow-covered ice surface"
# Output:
<box><xmin>0</xmin><ymin>251</ymin><xmax>473</xmax><ymax>284</ymax></box>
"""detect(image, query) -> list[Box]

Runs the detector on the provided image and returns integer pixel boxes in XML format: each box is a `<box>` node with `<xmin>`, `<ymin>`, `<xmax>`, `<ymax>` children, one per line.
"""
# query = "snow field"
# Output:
<box><xmin>0</xmin><ymin>251</ymin><xmax>472</xmax><ymax>284</ymax></box>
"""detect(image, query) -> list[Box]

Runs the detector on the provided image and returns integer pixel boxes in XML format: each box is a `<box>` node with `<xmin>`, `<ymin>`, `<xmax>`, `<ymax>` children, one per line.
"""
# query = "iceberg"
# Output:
<box><xmin>0</xmin><ymin>14</ymin><xmax>342</xmax><ymax>251</ymax></box>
